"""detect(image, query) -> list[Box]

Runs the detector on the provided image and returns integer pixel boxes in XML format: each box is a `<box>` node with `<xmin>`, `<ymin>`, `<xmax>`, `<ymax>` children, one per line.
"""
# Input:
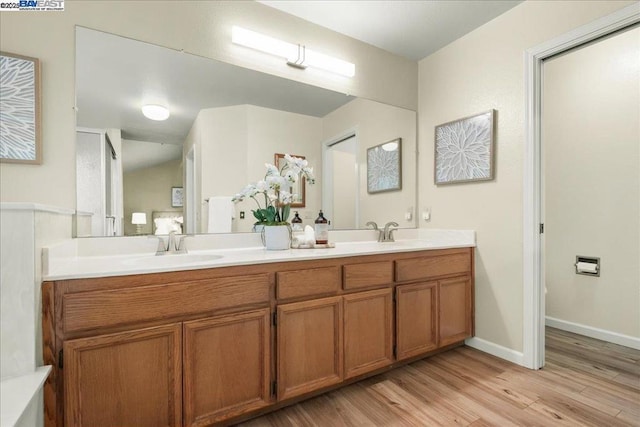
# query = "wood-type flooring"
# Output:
<box><xmin>238</xmin><ymin>327</ymin><xmax>640</xmax><ymax>426</ymax></box>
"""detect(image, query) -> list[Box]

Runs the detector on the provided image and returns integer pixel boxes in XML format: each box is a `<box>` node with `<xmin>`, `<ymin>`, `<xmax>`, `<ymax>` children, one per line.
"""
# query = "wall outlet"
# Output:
<box><xmin>422</xmin><ymin>209</ymin><xmax>431</xmax><ymax>221</ymax></box>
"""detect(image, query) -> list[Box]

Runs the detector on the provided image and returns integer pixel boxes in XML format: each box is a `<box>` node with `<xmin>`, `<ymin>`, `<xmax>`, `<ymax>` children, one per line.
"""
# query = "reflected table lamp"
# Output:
<box><xmin>131</xmin><ymin>212</ymin><xmax>147</xmax><ymax>235</ymax></box>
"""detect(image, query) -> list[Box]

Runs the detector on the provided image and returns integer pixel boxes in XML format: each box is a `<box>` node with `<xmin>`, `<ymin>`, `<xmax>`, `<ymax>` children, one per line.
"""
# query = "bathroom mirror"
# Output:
<box><xmin>75</xmin><ymin>27</ymin><xmax>417</xmax><ymax>237</ymax></box>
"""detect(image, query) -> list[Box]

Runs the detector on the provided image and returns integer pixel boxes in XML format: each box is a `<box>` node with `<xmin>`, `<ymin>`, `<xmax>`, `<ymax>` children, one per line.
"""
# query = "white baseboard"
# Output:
<box><xmin>546</xmin><ymin>316</ymin><xmax>640</xmax><ymax>350</ymax></box>
<box><xmin>464</xmin><ymin>337</ymin><xmax>525</xmax><ymax>366</ymax></box>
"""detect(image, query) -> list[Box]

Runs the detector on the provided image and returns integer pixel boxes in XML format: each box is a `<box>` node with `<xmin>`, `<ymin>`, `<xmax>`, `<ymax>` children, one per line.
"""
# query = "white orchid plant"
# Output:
<box><xmin>232</xmin><ymin>154</ymin><xmax>315</xmax><ymax>225</ymax></box>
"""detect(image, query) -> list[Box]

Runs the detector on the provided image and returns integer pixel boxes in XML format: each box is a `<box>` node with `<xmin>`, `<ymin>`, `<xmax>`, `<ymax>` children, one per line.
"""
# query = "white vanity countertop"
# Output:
<box><xmin>43</xmin><ymin>229</ymin><xmax>475</xmax><ymax>281</ymax></box>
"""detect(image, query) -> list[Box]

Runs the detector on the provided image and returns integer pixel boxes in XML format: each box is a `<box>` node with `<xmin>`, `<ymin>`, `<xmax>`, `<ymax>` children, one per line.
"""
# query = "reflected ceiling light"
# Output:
<box><xmin>382</xmin><ymin>142</ymin><xmax>398</xmax><ymax>151</ymax></box>
<box><xmin>232</xmin><ymin>26</ymin><xmax>355</xmax><ymax>78</ymax></box>
<box><xmin>141</xmin><ymin>104</ymin><xmax>170</xmax><ymax>121</ymax></box>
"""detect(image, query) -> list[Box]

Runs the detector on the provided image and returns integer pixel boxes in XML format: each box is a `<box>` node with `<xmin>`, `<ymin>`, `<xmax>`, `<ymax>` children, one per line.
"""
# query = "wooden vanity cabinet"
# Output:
<box><xmin>395</xmin><ymin>276</ymin><xmax>473</xmax><ymax>360</ymax></box>
<box><xmin>276</xmin><ymin>296</ymin><xmax>343</xmax><ymax>400</ymax></box>
<box><xmin>396</xmin><ymin>281</ymin><xmax>438</xmax><ymax>360</ymax></box>
<box><xmin>183</xmin><ymin>309</ymin><xmax>271</xmax><ymax>427</ymax></box>
<box><xmin>64</xmin><ymin>323</ymin><xmax>182</xmax><ymax>427</ymax></box>
<box><xmin>343</xmin><ymin>288</ymin><xmax>394</xmax><ymax>378</ymax></box>
<box><xmin>44</xmin><ymin>247</ymin><xmax>474</xmax><ymax>427</ymax></box>
<box><xmin>439</xmin><ymin>276</ymin><xmax>473</xmax><ymax>346</ymax></box>
<box><xmin>395</xmin><ymin>249</ymin><xmax>474</xmax><ymax>359</ymax></box>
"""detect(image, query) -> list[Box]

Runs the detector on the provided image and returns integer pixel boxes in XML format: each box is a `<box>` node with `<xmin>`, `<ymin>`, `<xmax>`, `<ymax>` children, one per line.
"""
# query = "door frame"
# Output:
<box><xmin>522</xmin><ymin>3</ymin><xmax>639</xmax><ymax>369</ymax></box>
<box><xmin>185</xmin><ymin>146</ymin><xmax>197</xmax><ymax>234</ymax></box>
<box><xmin>76</xmin><ymin>127</ymin><xmax>107</xmax><ymax>236</ymax></box>
<box><xmin>322</xmin><ymin>128</ymin><xmax>360</xmax><ymax>229</ymax></box>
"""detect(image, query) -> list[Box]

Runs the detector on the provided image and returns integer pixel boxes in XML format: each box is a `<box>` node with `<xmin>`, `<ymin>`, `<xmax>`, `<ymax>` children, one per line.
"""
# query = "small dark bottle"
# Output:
<box><xmin>291</xmin><ymin>211</ymin><xmax>303</xmax><ymax>230</ymax></box>
<box><xmin>314</xmin><ymin>210</ymin><xmax>329</xmax><ymax>244</ymax></box>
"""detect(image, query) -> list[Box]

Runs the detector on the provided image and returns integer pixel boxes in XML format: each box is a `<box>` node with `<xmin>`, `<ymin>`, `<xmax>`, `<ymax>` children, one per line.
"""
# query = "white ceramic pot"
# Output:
<box><xmin>263</xmin><ymin>225</ymin><xmax>291</xmax><ymax>250</ymax></box>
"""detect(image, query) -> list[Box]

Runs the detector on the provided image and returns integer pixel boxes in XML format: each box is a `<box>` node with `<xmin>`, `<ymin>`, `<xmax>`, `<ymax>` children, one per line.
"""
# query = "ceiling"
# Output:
<box><xmin>75</xmin><ymin>27</ymin><xmax>354</xmax><ymax>148</ymax></box>
<box><xmin>76</xmin><ymin>1</ymin><xmax>523</xmax><ymax>170</ymax></box>
<box><xmin>260</xmin><ymin>0</ymin><xmax>523</xmax><ymax>61</ymax></box>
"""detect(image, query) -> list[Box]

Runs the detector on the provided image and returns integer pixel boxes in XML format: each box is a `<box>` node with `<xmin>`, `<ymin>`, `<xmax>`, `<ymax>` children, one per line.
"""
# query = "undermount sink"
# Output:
<box><xmin>123</xmin><ymin>253</ymin><xmax>223</xmax><ymax>267</ymax></box>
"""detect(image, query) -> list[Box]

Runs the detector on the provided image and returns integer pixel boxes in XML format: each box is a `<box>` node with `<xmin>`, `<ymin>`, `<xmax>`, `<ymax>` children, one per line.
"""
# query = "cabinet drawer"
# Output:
<box><xmin>396</xmin><ymin>251</ymin><xmax>471</xmax><ymax>282</ymax></box>
<box><xmin>277</xmin><ymin>266</ymin><xmax>341</xmax><ymax>300</ymax></box>
<box><xmin>63</xmin><ymin>274</ymin><xmax>270</xmax><ymax>333</ymax></box>
<box><xmin>343</xmin><ymin>261</ymin><xmax>393</xmax><ymax>290</ymax></box>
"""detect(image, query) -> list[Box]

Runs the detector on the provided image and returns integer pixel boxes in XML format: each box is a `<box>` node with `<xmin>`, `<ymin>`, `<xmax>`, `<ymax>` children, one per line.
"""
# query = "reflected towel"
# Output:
<box><xmin>207</xmin><ymin>196</ymin><xmax>233</xmax><ymax>233</ymax></box>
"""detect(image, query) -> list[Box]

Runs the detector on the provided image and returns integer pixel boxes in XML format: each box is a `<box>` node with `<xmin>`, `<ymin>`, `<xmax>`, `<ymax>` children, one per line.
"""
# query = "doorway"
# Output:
<box><xmin>524</xmin><ymin>4</ymin><xmax>640</xmax><ymax>369</ymax></box>
<box><xmin>542</xmin><ymin>25</ymin><xmax>639</xmax><ymax>355</ymax></box>
<box><xmin>322</xmin><ymin>132</ymin><xmax>359</xmax><ymax>229</ymax></box>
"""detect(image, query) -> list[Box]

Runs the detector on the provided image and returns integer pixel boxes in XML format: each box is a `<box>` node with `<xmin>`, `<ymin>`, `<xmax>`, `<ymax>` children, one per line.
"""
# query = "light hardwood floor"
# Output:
<box><xmin>238</xmin><ymin>328</ymin><xmax>640</xmax><ymax>426</ymax></box>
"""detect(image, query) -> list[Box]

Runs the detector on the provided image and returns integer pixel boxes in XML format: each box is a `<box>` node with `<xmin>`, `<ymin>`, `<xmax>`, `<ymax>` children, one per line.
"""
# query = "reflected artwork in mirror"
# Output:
<box><xmin>75</xmin><ymin>26</ymin><xmax>417</xmax><ymax>237</ymax></box>
<box><xmin>367</xmin><ymin>138</ymin><xmax>402</xmax><ymax>194</ymax></box>
<box><xmin>275</xmin><ymin>153</ymin><xmax>306</xmax><ymax>208</ymax></box>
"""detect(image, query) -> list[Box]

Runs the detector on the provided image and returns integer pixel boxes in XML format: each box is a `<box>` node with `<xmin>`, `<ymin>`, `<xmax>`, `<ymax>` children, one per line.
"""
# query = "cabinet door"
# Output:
<box><xmin>344</xmin><ymin>288</ymin><xmax>393</xmax><ymax>378</ymax></box>
<box><xmin>277</xmin><ymin>296</ymin><xmax>343</xmax><ymax>400</ymax></box>
<box><xmin>396</xmin><ymin>282</ymin><xmax>438</xmax><ymax>360</ymax></box>
<box><xmin>183</xmin><ymin>308</ymin><xmax>271</xmax><ymax>427</ymax></box>
<box><xmin>439</xmin><ymin>277</ymin><xmax>472</xmax><ymax>346</ymax></box>
<box><xmin>64</xmin><ymin>323</ymin><xmax>182</xmax><ymax>427</ymax></box>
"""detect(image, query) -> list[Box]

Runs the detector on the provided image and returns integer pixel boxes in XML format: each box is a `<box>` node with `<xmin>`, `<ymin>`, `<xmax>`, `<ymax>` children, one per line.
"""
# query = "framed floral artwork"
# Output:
<box><xmin>434</xmin><ymin>110</ymin><xmax>495</xmax><ymax>185</ymax></box>
<box><xmin>171</xmin><ymin>187</ymin><xmax>184</xmax><ymax>207</ymax></box>
<box><xmin>367</xmin><ymin>138</ymin><xmax>402</xmax><ymax>193</ymax></box>
<box><xmin>275</xmin><ymin>153</ymin><xmax>306</xmax><ymax>207</ymax></box>
<box><xmin>0</xmin><ymin>51</ymin><xmax>41</xmax><ymax>164</ymax></box>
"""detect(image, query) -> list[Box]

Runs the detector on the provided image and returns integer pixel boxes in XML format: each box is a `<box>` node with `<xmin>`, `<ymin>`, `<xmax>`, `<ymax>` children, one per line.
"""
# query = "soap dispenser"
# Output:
<box><xmin>314</xmin><ymin>210</ymin><xmax>329</xmax><ymax>244</ymax></box>
<box><xmin>291</xmin><ymin>211</ymin><xmax>303</xmax><ymax>231</ymax></box>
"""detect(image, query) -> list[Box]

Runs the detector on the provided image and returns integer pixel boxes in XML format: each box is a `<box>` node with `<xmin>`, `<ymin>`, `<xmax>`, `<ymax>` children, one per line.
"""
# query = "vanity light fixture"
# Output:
<box><xmin>231</xmin><ymin>26</ymin><xmax>355</xmax><ymax>78</ymax></box>
<box><xmin>141</xmin><ymin>104</ymin><xmax>170</xmax><ymax>121</ymax></box>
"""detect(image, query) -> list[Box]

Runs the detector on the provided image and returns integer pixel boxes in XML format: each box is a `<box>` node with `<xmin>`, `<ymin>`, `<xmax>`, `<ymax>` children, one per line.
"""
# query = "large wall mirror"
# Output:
<box><xmin>75</xmin><ymin>26</ymin><xmax>417</xmax><ymax>237</ymax></box>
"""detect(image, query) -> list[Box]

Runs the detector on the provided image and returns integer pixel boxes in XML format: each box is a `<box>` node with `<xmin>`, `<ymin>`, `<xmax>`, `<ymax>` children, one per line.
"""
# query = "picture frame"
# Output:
<box><xmin>367</xmin><ymin>138</ymin><xmax>402</xmax><ymax>193</ymax></box>
<box><xmin>434</xmin><ymin>110</ymin><xmax>495</xmax><ymax>185</ymax></box>
<box><xmin>275</xmin><ymin>153</ymin><xmax>306</xmax><ymax>207</ymax></box>
<box><xmin>0</xmin><ymin>51</ymin><xmax>41</xmax><ymax>164</ymax></box>
<box><xmin>171</xmin><ymin>187</ymin><xmax>184</xmax><ymax>208</ymax></box>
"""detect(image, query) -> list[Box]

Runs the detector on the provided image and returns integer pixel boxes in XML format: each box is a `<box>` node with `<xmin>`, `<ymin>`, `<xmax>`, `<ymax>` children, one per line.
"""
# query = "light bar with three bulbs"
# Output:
<box><xmin>232</xmin><ymin>26</ymin><xmax>355</xmax><ymax>78</ymax></box>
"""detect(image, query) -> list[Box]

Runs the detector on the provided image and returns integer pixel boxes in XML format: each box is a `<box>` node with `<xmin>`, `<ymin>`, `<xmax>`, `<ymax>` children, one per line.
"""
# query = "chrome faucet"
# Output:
<box><xmin>382</xmin><ymin>222</ymin><xmax>399</xmax><ymax>242</ymax></box>
<box><xmin>366</xmin><ymin>221</ymin><xmax>384</xmax><ymax>242</ymax></box>
<box><xmin>154</xmin><ymin>231</ymin><xmax>188</xmax><ymax>255</ymax></box>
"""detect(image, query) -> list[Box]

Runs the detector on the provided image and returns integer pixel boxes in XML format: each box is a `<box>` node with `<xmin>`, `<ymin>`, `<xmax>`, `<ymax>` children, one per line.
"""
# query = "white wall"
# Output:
<box><xmin>418</xmin><ymin>0</ymin><xmax>635</xmax><ymax>353</ymax></box>
<box><xmin>123</xmin><ymin>158</ymin><xmax>183</xmax><ymax>236</ymax></box>
<box><xmin>544</xmin><ymin>27</ymin><xmax>640</xmax><ymax>338</ymax></box>
<box><xmin>193</xmin><ymin>105</ymin><xmax>323</xmax><ymax>233</ymax></box>
<box><xmin>0</xmin><ymin>206</ymin><xmax>72</xmax><ymax>427</ymax></box>
<box><xmin>1</xmin><ymin>210</ymin><xmax>35</xmax><ymax>380</ymax></box>
<box><xmin>195</xmin><ymin>105</ymin><xmax>249</xmax><ymax>233</ymax></box>
<box><xmin>0</xmin><ymin>207</ymin><xmax>72</xmax><ymax>376</ymax></box>
<box><xmin>0</xmin><ymin>0</ymin><xmax>416</xmax><ymax>208</ymax></box>
<box><xmin>330</xmin><ymin>148</ymin><xmax>357</xmax><ymax>229</ymax></box>
<box><xmin>323</xmin><ymin>98</ymin><xmax>417</xmax><ymax>228</ymax></box>
<box><xmin>246</xmin><ymin>105</ymin><xmax>323</xmax><ymax>230</ymax></box>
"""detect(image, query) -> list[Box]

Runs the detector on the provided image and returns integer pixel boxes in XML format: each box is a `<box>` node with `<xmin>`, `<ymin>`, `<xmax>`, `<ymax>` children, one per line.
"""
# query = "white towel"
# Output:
<box><xmin>207</xmin><ymin>196</ymin><xmax>233</xmax><ymax>233</ymax></box>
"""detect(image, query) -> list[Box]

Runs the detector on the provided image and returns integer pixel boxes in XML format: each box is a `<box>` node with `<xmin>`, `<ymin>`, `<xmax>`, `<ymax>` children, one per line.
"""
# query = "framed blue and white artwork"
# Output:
<box><xmin>0</xmin><ymin>51</ymin><xmax>41</xmax><ymax>164</ymax></box>
<box><xmin>367</xmin><ymin>138</ymin><xmax>402</xmax><ymax>194</ymax></box>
